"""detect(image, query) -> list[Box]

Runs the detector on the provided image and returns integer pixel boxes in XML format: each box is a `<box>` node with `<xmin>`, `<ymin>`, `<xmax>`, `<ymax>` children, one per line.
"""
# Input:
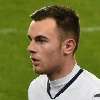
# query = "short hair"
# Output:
<box><xmin>30</xmin><ymin>5</ymin><xmax>80</xmax><ymax>52</ymax></box>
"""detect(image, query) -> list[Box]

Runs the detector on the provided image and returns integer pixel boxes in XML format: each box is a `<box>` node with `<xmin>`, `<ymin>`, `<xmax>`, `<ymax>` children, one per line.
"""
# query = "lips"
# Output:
<box><xmin>30</xmin><ymin>56</ymin><xmax>40</xmax><ymax>66</ymax></box>
<box><xmin>32</xmin><ymin>58</ymin><xmax>39</xmax><ymax>62</ymax></box>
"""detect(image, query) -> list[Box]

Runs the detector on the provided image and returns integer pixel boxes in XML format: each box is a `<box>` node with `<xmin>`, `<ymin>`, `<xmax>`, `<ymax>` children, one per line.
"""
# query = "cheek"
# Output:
<box><xmin>42</xmin><ymin>47</ymin><xmax>62</xmax><ymax>66</ymax></box>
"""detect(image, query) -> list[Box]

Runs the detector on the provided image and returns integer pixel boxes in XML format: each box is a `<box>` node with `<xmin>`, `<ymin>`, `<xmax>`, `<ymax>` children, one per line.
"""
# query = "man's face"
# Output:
<box><xmin>27</xmin><ymin>18</ymin><xmax>64</xmax><ymax>74</ymax></box>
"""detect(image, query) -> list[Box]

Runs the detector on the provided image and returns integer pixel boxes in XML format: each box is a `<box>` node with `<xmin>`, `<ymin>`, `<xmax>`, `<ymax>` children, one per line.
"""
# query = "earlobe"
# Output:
<box><xmin>63</xmin><ymin>39</ymin><xmax>76</xmax><ymax>55</ymax></box>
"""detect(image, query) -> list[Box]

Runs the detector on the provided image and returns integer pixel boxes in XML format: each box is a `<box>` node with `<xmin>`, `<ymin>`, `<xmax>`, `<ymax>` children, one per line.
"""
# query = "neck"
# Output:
<box><xmin>47</xmin><ymin>56</ymin><xmax>76</xmax><ymax>81</ymax></box>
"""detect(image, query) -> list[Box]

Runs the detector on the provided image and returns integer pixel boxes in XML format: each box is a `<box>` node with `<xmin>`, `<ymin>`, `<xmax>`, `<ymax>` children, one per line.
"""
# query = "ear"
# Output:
<box><xmin>62</xmin><ymin>38</ymin><xmax>76</xmax><ymax>55</ymax></box>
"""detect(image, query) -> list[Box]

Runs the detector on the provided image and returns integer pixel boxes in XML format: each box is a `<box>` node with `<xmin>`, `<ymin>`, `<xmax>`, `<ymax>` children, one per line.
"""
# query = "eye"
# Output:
<box><xmin>35</xmin><ymin>35</ymin><xmax>48</xmax><ymax>44</ymax></box>
<box><xmin>27</xmin><ymin>35</ymin><xmax>32</xmax><ymax>41</ymax></box>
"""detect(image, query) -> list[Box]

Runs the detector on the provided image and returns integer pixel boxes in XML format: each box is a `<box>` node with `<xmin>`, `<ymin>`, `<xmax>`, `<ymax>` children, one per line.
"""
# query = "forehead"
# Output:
<box><xmin>28</xmin><ymin>18</ymin><xmax>59</xmax><ymax>38</ymax></box>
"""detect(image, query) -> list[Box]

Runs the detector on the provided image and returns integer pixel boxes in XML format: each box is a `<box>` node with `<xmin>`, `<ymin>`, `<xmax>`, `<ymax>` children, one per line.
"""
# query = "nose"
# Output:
<box><xmin>27</xmin><ymin>41</ymin><xmax>37</xmax><ymax>53</ymax></box>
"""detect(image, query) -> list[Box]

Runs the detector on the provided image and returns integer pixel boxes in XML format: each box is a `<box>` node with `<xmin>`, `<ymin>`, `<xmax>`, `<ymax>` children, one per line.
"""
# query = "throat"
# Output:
<box><xmin>47</xmin><ymin>65</ymin><xmax>83</xmax><ymax>99</ymax></box>
<box><xmin>47</xmin><ymin>62</ymin><xmax>76</xmax><ymax>81</ymax></box>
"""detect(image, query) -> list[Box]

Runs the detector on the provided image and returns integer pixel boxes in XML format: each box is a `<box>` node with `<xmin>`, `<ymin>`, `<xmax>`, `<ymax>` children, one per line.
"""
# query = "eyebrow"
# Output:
<box><xmin>35</xmin><ymin>35</ymin><xmax>48</xmax><ymax>40</ymax></box>
<box><xmin>27</xmin><ymin>34</ymin><xmax>49</xmax><ymax>41</ymax></box>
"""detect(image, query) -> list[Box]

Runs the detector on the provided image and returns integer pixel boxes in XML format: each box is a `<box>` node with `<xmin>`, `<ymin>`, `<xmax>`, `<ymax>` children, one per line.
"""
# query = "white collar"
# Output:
<box><xmin>49</xmin><ymin>64</ymin><xmax>80</xmax><ymax>88</ymax></box>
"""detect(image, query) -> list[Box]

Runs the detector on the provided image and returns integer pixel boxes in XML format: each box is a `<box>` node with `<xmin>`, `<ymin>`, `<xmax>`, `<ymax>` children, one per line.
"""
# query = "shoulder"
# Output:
<box><xmin>28</xmin><ymin>75</ymin><xmax>48</xmax><ymax>92</ymax></box>
<box><xmin>28</xmin><ymin>75</ymin><xmax>48</xmax><ymax>100</ymax></box>
<box><xmin>74</xmin><ymin>68</ymin><xmax>100</xmax><ymax>99</ymax></box>
<box><xmin>80</xmin><ymin>69</ymin><xmax>100</xmax><ymax>98</ymax></box>
<box><xmin>82</xmin><ymin>69</ymin><xmax>100</xmax><ymax>87</ymax></box>
<box><xmin>75</xmin><ymin>65</ymin><xmax>100</xmax><ymax>88</ymax></box>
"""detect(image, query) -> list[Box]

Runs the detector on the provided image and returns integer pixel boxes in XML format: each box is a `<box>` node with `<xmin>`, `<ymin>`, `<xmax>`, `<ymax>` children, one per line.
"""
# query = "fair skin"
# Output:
<box><xmin>27</xmin><ymin>18</ymin><xmax>76</xmax><ymax>80</ymax></box>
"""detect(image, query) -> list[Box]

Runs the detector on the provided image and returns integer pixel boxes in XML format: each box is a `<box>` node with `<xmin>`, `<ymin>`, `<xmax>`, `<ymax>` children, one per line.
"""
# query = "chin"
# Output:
<box><xmin>34</xmin><ymin>68</ymin><xmax>46</xmax><ymax>75</ymax></box>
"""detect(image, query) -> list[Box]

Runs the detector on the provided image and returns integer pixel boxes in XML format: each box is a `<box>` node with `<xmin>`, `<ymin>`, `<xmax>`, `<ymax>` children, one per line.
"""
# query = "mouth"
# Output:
<box><xmin>30</xmin><ymin>56</ymin><xmax>40</xmax><ymax>66</ymax></box>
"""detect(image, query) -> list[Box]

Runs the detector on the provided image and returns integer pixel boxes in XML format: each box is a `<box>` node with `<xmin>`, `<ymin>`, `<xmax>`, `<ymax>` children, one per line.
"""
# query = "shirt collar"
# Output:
<box><xmin>49</xmin><ymin>64</ymin><xmax>80</xmax><ymax>87</ymax></box>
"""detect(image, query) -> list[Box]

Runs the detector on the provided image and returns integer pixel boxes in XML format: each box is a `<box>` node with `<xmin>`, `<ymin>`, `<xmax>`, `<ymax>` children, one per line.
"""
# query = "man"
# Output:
<box><xmin>27</xmin><ymin>5</ymin><xmax>100</xmax><ymax>100</ymax></box>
